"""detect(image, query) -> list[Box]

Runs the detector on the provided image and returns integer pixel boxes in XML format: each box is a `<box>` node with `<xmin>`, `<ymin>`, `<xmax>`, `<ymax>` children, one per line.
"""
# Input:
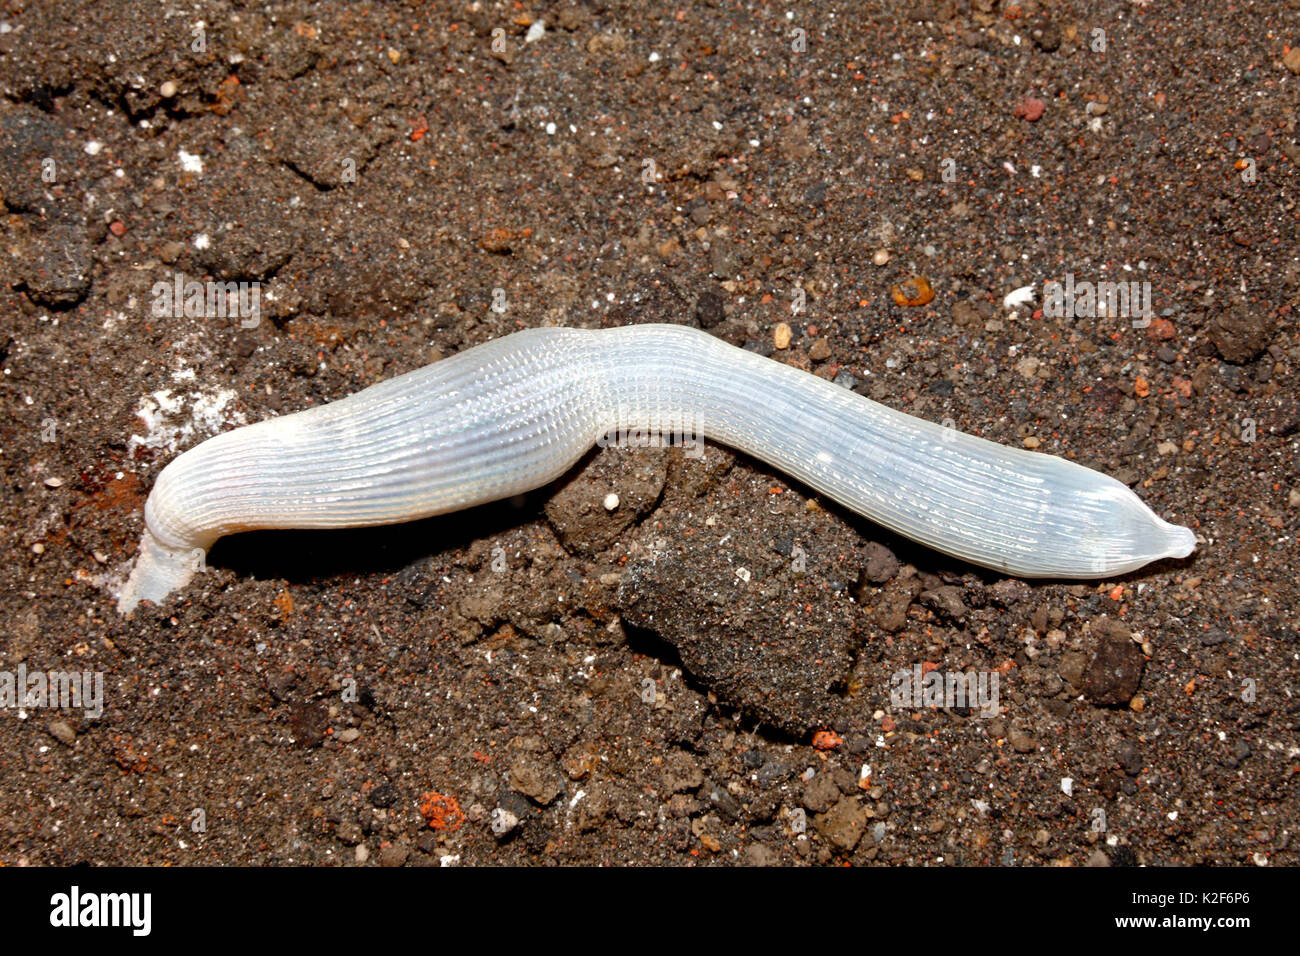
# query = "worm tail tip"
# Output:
<box><xmin>116</xmin><ymin>529</ymin><xmax>199</xmax><ymax>614</ymax></box>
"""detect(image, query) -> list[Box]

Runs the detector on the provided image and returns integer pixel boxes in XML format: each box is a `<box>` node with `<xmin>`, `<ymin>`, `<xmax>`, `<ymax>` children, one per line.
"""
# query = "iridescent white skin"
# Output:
<box><xmin>117</xmin><ymin>324</ymin><xmax>1196</xmax><ymax>613</ymax></box>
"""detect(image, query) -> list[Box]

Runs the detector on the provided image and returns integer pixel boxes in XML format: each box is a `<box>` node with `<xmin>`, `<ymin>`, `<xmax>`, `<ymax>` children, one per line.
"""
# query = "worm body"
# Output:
<box><xmin>118</xmin><ymin>324</ymin><xmax>1195</xmax><ymax>612</ymax></box>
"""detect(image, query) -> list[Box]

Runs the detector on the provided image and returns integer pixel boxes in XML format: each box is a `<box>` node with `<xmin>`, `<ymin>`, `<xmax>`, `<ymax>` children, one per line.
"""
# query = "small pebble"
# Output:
<box><xmin>1014</xmin><ymin>97</ymin><xmax>1046</xmax><ymax>122</ymax></box>
<box><xmin>1023</xmin><ymin>436</ymin><xmax>1041</xmax><ymax>449</ymax></box>
<box><xmin>695</xmin><ymin>291</ymin><xmax>725</xmax><ymax>327</ymax></box>
<box><xmin>159</xmin><ymin>240</ymin><xmax>185</xmax><ymax>264</ymax></box>
<box><xmin>32</xmin><ymin>543</ymin><xmax>45</xmax><ymax>554</ymax></box>
<box><xmin>773</xmin><ymin>322</ymin><xmax>792</xmax><ymax>350</ymax></box>
<box><xmin>1008</xmin><ymin>726</ymin><xmax>1038</xmax><ymax>753</ymax></box>
<box><xmin>378</xmin><ymin>843</ymin><xmax>410</xmax><ymax>867</ymax></box>
<box><xmin>490</xmin><ymin>807</ymin><xmax>520</xmax><ymax>836</ymax></box>
<box><xmin>1148</xmin><ymin>317</ymin><xmax>1176</xmax><ymax>340</ymax></box>
<box><xmin>159</xmin><ymin>80</ymin><xmax>178</xmax><ymax>98</ymax></box>
<box><xmin>480</xmin><ymin>228</ymin><xmax>515</xmax><ymax>253</ymax></box>
<box><xmin>44</xmin><ymin>477</ymin><xmax>64</xmax><ymax>488</ymax></box>
<box><xmin>872</xmin><ymin>249</ymin><xmax>890</xmax><ymax>266</ymax></box>
<box><xmin>891</xmin><ymin>276</ymin><xmax>935</xmax><ymax>307</ymax></box>
<box><xmin>603</xmin><ymin>493</ymin><xmax>619</xmax><ymax>512</ymax></box>
<box><xmin>48</xmin><ymin>721</ymin><xmax>76</xmax><ymax>747</ymax></box>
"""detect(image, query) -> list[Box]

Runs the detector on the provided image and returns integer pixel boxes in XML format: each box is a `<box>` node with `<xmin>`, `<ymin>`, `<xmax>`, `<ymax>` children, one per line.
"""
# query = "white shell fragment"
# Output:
<box><xmin>1003</xmin><ymin>285</ymin><xmax>1036</xmax><ymax>310</ymax></box>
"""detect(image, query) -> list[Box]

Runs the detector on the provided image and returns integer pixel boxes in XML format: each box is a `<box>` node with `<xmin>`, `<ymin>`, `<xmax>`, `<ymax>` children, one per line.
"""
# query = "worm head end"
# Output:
<box><xmin>1158</xmin><ymin>521</ymin><xmax>1198</xmax><ymax>561</ymax></box>
<box><xmin>1087</xmin><ymin>480</ymin><xmax>1197</xmax><ymax>575</ymax></box>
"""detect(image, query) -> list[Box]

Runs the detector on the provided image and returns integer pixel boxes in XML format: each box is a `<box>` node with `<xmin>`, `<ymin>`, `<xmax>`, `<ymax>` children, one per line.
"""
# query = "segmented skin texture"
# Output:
<box><xmin>118</xmin><ymin>324</ymin><xmax>1196</xmax><ymax>612</ymax></box>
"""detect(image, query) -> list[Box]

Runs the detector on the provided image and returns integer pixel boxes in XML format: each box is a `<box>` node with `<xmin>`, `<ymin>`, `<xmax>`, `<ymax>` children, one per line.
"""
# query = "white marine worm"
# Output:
<box><xmin>117</xmin><ymin>324</ymin><xmax>1196</xmax><ymax>612</ymax></box>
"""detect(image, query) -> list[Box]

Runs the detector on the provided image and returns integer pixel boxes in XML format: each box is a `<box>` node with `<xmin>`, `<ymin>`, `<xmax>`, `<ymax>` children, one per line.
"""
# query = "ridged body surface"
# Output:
<box><xmin>120</xmin><ymin>324</ymin><xmax>1195</xmax><ymax>611</ymax></box>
